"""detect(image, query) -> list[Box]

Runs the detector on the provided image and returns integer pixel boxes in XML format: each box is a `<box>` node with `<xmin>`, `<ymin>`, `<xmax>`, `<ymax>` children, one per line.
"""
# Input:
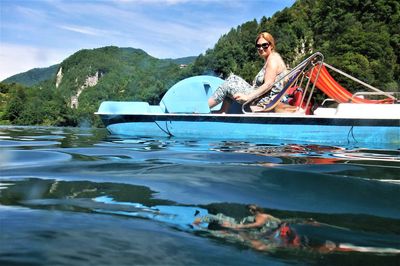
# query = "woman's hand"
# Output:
<box><xmin>222</xmin><ymin>221</ymin><xmax>234</xmax><ymax>228</ymax></box>
<box><xmin>233</xmin><ymin>93</ymin><xmax>249</xmax><ymax>103</ymax></box>
<box><xmin>222</xmin><ymin>221</ymin><xmax>243</xmax><ymax>230</ymax></box>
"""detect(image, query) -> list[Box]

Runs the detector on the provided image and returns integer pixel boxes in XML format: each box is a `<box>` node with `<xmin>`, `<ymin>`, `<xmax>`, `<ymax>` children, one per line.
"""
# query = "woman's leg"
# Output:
<box><xmin>208</xmin><ymin>74</ymin><xmax>252</xmax><ymax>111</ymax></box>
<box><xmin>208</xmin><ymin>97</ymin><xmax>220</xmax><ymax>109</ymax></box>
<box><xmin>209</xmin><ymin>98</ymin><xmax>232</xmax><ymax>114</ymax></box>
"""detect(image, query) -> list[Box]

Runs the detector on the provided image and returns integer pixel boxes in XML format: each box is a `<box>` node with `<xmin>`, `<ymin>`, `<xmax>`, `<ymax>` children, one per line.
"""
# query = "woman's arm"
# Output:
<box><xmin>233</xmin><ymin>55</ymin><xmax>281</xmax><ymax>102</ymax></box>
<box><xmin>223</xmin><ymin>214</ymin><xmax>269</xmax><ymax>230</ymax></box>
<box><xmin>235</xmin><ymin>214</ymin><xmax>268</xmax><ymax>229</ymax></box>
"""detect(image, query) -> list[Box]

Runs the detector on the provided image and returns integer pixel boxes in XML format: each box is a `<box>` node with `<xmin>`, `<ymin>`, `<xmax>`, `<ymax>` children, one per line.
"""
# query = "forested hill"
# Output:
<box><xmin>3</xmin><ymin>64</ymin><xmax>60</xmax><ymax>86</ymax></box>
<box><xmin>1</xmin><ymin>0</ymin><xmax>399</xmax><ymax>127</ymax></box>
<box><xmin>189</xmin><ymin>0</ymin><xmax>399</xmax><ymax>91</ymax></box>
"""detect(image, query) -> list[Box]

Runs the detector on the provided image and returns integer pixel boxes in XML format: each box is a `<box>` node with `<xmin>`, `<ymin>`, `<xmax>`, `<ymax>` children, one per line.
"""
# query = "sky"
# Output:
<box><xmin>0</xmin><ymin>0</ymin><xmax>295</xmax><ymax>81</ymax></box>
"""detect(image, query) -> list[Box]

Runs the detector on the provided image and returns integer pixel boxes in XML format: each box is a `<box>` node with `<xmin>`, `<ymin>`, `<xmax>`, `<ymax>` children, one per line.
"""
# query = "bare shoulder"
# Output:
<box><xmin>267</xmin><ymin>52</ymin><xmax>283</xmax><ymax>66</ymax></box>
<box><xmin>256</xmin><ymin>213</ymin><xmax>270</xmax><ymax>220</ymax></box>
<box><xmin>268</xmin><ymin>52</ymin><xmax>286</xmax><ymax>72</ymax></box>
<box><xmin>272</xmin><ymin>52</ymin><xmax>286</xmax><ymax>64</ymax></box>
<box><xmin>266</xmin><ymin>214</ymin><xmax>281</xmax><ymax>223</ymax></box>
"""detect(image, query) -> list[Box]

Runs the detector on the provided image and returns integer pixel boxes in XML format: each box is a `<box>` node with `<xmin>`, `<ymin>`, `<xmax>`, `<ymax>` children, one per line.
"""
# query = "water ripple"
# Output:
<box><xmin>0</xmin><ymin>150</ymin><xmax>71</xmax><ymax>169</ymax></box>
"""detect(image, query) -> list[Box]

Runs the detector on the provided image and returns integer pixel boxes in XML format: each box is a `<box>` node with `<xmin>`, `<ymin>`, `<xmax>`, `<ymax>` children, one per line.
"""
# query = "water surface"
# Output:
<box><xmin>1</xmin><ymin>126</ymin><xmax>399</xmax><ymax>265</ymax></box>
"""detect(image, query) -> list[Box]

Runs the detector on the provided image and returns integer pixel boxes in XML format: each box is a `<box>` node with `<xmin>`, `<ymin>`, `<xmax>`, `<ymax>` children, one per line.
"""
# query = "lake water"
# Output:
<box><xmin>0</xmin><ymin>126</ymin><xmax>399</xmax><ymax>265</ymax></box>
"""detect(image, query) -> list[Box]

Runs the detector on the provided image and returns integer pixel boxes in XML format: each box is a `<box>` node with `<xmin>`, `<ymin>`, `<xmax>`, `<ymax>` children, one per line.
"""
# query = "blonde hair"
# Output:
<box><xmin>255</xmin><ymin>32</ymin><xmax>276</xmax><ymax>51</ymax></box>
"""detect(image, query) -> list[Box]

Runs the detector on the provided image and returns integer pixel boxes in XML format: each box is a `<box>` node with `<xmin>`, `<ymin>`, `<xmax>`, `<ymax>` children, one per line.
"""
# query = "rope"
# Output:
<box><xmin>154</xmin><ymin>121</ymin><xmax>173</xmax><ymax>137</ymax></box>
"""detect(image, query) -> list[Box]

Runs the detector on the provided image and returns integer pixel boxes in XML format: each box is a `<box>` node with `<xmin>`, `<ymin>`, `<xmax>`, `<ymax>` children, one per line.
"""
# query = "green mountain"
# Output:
<box><xmin>1</xmin><ymin>0</ymin><xmax>399</xmax><ymax>127</ymax></box>
<box><xmin>2</xmin><ymin>64</ymin><xmax>60</xmax><ymax>86</ymax></box>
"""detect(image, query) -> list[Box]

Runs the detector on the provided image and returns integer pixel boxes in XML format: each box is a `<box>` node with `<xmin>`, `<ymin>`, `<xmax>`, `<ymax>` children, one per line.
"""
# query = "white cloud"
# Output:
<box><xmin>59</xmin><ymin>25</ymin><xmax>100</xmax><ymax>36</ymax></box>
<box><xmin>0</xmin><ymin>43</ymin><xmax>72</xmax><ymax>81</ymax></box>
<box><xmin>15</xmin><ymin>5</ymin><xmax>49</xmax><ymax>21</ymax></box>
<box><xmin>58</xmin><ymin>24</ymin><xmax>119</xmax><ymax>37</ymax></box>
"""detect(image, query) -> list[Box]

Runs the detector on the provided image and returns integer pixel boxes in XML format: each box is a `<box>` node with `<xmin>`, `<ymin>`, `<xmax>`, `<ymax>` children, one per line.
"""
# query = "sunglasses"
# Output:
<box><xmin>256</xmin><ymin>42</ymin><xmax>270</xmax><ymax>50</ymax></box>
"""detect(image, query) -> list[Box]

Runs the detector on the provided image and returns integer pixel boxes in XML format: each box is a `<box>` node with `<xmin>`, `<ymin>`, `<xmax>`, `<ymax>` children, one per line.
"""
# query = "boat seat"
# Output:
<box><xmin>287</xmin><ymin>86</ymin><xmax>313</xmax><ymax>115</ymax></box>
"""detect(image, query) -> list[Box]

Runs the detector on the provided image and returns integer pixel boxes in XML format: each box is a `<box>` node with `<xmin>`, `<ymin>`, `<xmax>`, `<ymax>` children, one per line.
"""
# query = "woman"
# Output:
<box><xmin>193</xmin><ymin>204</ymin><xmax>280</xmax><ymax>232</ymax></box>
<box><xmin>221</xmin><ymin>205</ymin><xmax>301</xmax><ymax>251</ymax></box>
<box><xmin>222</xmin><ymin>204</ymin><xmax>281</xmax><ymax>231</ymax></box>
<box><xmin>208</xmin><ymin>32</ymin><xmax>288</xmax><ymax>113</ymax></box>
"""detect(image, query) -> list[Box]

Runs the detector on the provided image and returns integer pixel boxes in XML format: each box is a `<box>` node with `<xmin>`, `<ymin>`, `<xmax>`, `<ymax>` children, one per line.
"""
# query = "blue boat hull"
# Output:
<box><xmin>100</xmin><ymin>113</ymin><xmax>400</xmax><ymax>146</ymax></box>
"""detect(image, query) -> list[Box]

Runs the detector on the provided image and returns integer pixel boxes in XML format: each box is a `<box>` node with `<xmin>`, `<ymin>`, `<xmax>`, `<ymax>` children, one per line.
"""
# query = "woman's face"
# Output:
<box><xmin>248</xmin><ymin>206</ymin><xmax>257</xmax><ymax>214</ymax></box>
<box><xmin>256</xmin><ymin>36</ymin><xmax>271</xmax><ymax>59</ymax></box>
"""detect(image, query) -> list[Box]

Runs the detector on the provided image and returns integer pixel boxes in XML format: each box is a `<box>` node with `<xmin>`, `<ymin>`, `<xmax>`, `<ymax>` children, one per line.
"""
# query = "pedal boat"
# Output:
<box><xmin>96</xmin><ymin>53</ymin><xmax>399</xmax><ymax>146</ymax></box>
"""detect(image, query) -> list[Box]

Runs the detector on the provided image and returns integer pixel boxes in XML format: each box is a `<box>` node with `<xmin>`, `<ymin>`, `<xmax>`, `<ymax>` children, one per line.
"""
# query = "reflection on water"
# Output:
<box><xmin>0</xmin><ymin>126</ymin><xmax>399</xmax><ymax>265</ymax></box>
